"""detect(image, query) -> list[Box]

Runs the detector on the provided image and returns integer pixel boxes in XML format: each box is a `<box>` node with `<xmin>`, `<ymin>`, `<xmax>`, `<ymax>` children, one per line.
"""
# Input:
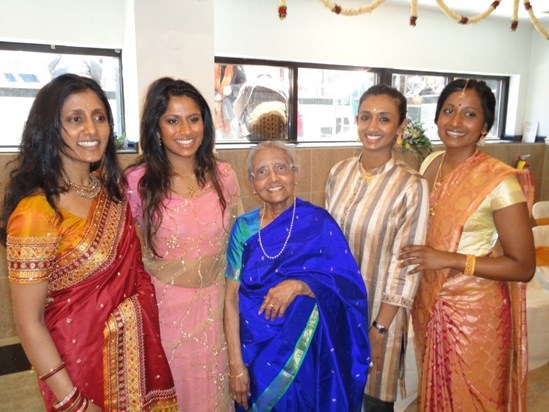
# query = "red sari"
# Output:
<box><xmin>7</xmin><ymin>188</ymin><xmax>177</xmax><ymax>411</ymax></box>
<box><xmin>412</xmin><ymin>151</ymin><xmax>533</xmax><ymax>411</ymax></box>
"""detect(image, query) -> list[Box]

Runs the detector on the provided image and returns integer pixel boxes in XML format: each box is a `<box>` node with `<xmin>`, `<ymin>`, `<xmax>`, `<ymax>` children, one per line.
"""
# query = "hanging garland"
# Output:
<box><xmin>410</xmin><ymin>0</ymin><xmax>418</xmax><ymax>26</ymax></box>
<box><xmin>511</xmin><ymin>0</ymin><xmax>519</xmax><ymax>30</ymax></box>
<box><xmin>276</xmin><ymin>0</ymin><xmax>549</xmax><ymax>39</ymax></box>
<box><xmin>278</xmin><ymin>0</ymin><xmax>287</xmax><ymax>20</ymax></box>
<box><xmin>523</xmin><ymin>0</ymin><xmax>549</xmax><ymax>39</ymax></box>
<box><xmin>319</xmin><ymin>0</ymin><xmax>386</xmax><ymax>16</ymax></box>
<box><xmin>436</xmin><ymin>0</ymin><xmax>501</xmax><ymax>24</ymax></box>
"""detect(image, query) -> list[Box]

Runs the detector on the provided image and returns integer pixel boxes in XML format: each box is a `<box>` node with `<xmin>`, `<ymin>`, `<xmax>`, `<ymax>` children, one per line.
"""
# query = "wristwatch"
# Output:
<box><xmin>372</xmin><ymin>320</ymin><xmax>388</xmax><ymax>335</ymax></box>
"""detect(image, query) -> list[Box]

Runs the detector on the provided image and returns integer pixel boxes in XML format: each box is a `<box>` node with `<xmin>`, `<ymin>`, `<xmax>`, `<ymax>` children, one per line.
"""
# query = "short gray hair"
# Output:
<box><xmin>246</xmin><ymin>141</ymin><xmax>297</xmax><ymax>182</ymax></box>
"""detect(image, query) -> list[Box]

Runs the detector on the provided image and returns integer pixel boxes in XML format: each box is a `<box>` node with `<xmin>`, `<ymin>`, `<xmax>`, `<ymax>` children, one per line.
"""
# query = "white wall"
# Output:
<box><xmin>214</xmin><ymin>0</ymin><xmax>540</xmax><ymax>138</ymax></box>
<box><xmin>525</xmin><ymin>28</ymin><xmax>549</xmax><ymax>138</ymax></box>
<box><xmin>0</xmin><ymin>0</ymin><xmax>547</xmax><ymax>140</ymax></box>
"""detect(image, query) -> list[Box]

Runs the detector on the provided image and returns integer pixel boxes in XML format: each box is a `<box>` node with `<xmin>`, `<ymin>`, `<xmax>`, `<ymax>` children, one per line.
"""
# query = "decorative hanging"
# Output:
<box><xmin>512</xmin><ymin>0</ymin><xmax>519</xmax><ymax>30</ymax></box>
<box><xmin>523</xmin><ymin>0</ymin><xmax>549</xmax><ymax>39</ymax></box>
<box><xmin>279</xmin><ymin>0</ymin><xmax>287</xmax><ymax>20</ymax></box>
<box><xmin>435</xmin><ymin>0</ymin><xmax>501</xmax><ymax>25</ymax></box>
<box><xmin>319</xmin><ymin>0</ymin><xmax>386</xmax><ymax>16</ymax></box>
<box><xmin>276</xmin><ymin>0</ymin><xmax>549</xmax><ymax>39</ymax></box>
<box><xmin>410</xmin><ymin>0</ymin><xmax>418</xmax><ymax>26</ymax></box>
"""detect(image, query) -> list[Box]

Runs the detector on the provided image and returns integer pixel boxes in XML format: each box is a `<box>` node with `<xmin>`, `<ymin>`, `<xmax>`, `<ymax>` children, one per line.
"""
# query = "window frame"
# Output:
<box><xmin>215</xmin><ymin>57</ymin><xmax>510</xmax><ymax>146</ymax></box>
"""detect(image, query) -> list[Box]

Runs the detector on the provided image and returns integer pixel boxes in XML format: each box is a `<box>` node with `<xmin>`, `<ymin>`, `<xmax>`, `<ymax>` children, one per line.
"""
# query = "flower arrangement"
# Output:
<box><xmin>399</xmin><ymin>119</ymin><xmax>432</xmax><ymax>162</ymax></box>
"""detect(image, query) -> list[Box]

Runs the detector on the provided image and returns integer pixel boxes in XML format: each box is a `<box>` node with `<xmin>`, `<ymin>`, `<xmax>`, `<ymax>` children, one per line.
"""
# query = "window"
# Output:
<box><xmin>0</xmin><ymin>42</ymin><xmax>127</xmax><ymax>150</ymax></box>
<box><xmin>297</xmin><ymin>67</ymin><xmax>376</xmax><ymax>142</ymax></box>
<box><xmin>214</xmin><ymin>57</ymin><xmax>508</xmax><ymax>145</ymax></box>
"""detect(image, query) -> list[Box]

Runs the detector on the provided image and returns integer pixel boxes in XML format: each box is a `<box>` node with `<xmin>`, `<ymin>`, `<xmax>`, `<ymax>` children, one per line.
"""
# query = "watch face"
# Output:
<box><xmin>373</xmin><ymin>321</ymin><xmax>387</xmax><ymax>334</ymax></box>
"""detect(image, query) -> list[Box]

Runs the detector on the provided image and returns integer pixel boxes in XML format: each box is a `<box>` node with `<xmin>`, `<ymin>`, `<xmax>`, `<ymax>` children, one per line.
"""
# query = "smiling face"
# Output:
<box><xmin>436</xmin><ymin>88</ymin><xmax>487</xmax><ymax>150</ymax></box>
<box><xmin>357</xmin><ymin>94</ymin><xmax>405</xmax><ymax>160</ymax></box>
<box><xmin>250</xmin><ymin>146</ymin><xmax>296</xmax><ymax>209</ymax></box>
<box><xmin>158</xmin><ymin>95</ymin><xmax>204</xmax><ymax>164</ymax></box>
<box><xmin>59</xmin><ymin>89</ymin><xmax>110</xmax><ymax>172</ymax></box>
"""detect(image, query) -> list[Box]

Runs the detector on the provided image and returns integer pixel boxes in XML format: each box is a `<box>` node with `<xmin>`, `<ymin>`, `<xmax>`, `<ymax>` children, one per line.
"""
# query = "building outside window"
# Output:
<box><xmin>0</xmin><ymin>42</ymin><xmax>126</xmax><ymax>150</ymax></box>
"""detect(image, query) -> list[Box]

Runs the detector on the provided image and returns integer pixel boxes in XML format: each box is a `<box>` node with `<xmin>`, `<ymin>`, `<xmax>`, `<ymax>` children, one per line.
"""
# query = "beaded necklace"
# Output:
<box><xmin>258</xmin><ymin>198</ymin><xmax>296</xmax><ymax>260</ymax></box>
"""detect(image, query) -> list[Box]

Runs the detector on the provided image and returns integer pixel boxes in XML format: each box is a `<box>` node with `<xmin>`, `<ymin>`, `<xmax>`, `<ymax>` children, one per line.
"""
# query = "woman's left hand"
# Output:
<box><xmin>399</xmin><ymin>245</ymin><xmax>452</xmax><ymax>274</ymax></box>
<box><xmin>259</xmin><ymin>280</ymin><xmax>312</xmax><ymax>320</ymax></box>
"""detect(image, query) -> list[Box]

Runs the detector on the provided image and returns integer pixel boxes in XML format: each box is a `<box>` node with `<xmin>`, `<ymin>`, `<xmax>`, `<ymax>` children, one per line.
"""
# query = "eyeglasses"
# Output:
<box><xmin>250</xmin><ymin>163</ymin><xmax>295</xmax><ymax>181</ymax></box>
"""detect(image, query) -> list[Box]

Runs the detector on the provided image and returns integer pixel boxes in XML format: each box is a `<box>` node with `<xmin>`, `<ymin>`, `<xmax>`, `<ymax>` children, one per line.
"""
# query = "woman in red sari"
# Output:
<box><xmin>0</xmin><ymin>74</ymin><xmax>177</xmax><ymax>411</ymax></box>
<box><xmin>400</xmin><ymin>79</ymin><xmax>535</xmax><ymax>411</ymax></box>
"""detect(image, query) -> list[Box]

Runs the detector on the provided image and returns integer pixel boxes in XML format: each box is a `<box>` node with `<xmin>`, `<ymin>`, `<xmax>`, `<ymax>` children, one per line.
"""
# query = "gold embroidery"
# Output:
<box><xmin>49</xmin><ymin>189</ymin><xmax>125</xmax><ymax>291</ymax></box>
<box><xmin>7</xmin><ymin>235</ymin><xmax>61</xmax><ymax>283</ymax></box>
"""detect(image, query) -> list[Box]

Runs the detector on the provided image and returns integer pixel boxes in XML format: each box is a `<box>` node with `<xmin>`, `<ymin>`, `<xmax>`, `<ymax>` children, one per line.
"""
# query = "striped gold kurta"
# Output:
<box><xmin>326</xmin><ymin>156</ymin><xmax>429</xmax><ymax>402</ymax></box>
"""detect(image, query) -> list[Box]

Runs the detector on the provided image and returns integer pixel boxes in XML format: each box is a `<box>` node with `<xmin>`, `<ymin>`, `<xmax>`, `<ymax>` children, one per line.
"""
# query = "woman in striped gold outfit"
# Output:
<box><xmin>326</xmin><ymin>84</ymin><xmax>429</xmax><ymax>412</ymax></box>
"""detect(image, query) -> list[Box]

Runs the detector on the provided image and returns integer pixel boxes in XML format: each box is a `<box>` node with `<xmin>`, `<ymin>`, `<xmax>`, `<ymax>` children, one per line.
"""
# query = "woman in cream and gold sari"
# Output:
<box><xmin>400</xmin><ymin>79</ymin><xmax>535</xmax><ymax>411</ymax></box>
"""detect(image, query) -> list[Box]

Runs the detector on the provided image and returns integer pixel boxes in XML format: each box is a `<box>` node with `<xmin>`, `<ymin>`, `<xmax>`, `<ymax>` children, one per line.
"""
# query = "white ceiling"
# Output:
<box><xmin>393</xmin><ymin>0</ymin><xmax>549</xmax><ymax>20</ymax></box>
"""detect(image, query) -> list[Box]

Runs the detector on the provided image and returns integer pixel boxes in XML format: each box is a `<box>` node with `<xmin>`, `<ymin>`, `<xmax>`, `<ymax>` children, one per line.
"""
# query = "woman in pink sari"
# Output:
<box><xmin>0</xmin><ymin>74</ymin><xmax>177</xmax><ymax>411</ymax></box>
<box><xmin>126</xmin><ymin>78</ymin><xmax>241</xmax><ymax>411</ymax></box>
<box><xmin>400</xmin><ymin>79</ymin><xmax>535</xmax><ymax>411</ymax></box>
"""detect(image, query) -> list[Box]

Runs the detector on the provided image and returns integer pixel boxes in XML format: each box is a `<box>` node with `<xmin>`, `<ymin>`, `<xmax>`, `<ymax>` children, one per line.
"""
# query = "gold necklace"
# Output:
<box><xmin>258</xmin><ymin>198</ymin><xmax>296</xmax><ymax>260</ymax></box>
<box><xmin>361</xmin><ymin>163</ymin><xmax>385</xmax><ymax>185</ymax></box>
<box><xmin>432</xmin><ymin>153</ymin><xmax>446</xmax><ymax>191</ymax></box>
<box><xmin>65</xmin><ymin>173</ymin><xmax>100</xmax><ymax>199</ymax></box>
<box><xmin>173</xmin><ymin>171</ymin><xmax>199</xmax><ymax>199</ymax></box>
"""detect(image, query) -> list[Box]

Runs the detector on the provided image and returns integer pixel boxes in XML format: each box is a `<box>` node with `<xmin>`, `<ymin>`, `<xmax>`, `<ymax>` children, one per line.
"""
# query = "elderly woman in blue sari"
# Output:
<box><xmin>224</xmin><ymin>141</ymin><xmax>370</xmax><ymax>412</ymax></box>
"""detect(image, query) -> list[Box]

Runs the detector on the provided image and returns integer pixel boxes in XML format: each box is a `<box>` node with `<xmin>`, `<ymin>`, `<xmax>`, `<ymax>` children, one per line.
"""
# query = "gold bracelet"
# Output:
<box><xmin>229</xmin><ymin>367</ymin><xmax>247</xmax><ymax>379</ymax></box>
<box><xmin>39</xmin><ymin>361</ymin><xmax>65</xmax><ymax>381</ymax></box>
<box><xmin>464</xmin><ymin>254</ymin><xmax>476</xmax><ymax>276</ymax></box>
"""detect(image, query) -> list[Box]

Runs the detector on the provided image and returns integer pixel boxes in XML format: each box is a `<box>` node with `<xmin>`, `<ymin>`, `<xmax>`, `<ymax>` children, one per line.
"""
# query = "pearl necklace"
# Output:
<box><xmin>258</xmin><ymin>198</ymin><xmax>297</xmax><ymax>260</ymax></box>
<box><xmin>65</xmin><ymin>173</ymin><xmax>100</xmax><ymax>199</ymax></box>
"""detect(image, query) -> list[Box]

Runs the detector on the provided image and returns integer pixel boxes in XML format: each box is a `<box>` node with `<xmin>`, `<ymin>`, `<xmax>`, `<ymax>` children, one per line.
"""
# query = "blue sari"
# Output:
<box><xmin>226</xmin><ymin>199</ymin><xmax>370</xmax><ymax>411</ymax></box>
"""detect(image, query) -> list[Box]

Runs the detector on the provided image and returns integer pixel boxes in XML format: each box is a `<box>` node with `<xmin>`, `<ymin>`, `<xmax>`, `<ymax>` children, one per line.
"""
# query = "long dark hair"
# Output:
<box><xmin>434</xmin><ymin>78</ymin><xmax>496</xmax><ymax>132</ymax></box>
<box><xmin>129</xmin><ymin>77</ymin><xmax>227</xmax><ymax>256</ymax></box>
<box><xmin>0</xmin><ymin>73</ymin><xmax>124</xmax><ymax>246</ymax></box>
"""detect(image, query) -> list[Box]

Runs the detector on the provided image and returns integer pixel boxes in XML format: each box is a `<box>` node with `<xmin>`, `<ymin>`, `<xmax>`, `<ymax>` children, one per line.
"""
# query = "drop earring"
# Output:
<box><xmin>156</xmin><ymin>131</ymin><xmax>162</xmax><ymax>146</ymax></box>
<box><xmin>478</xmin><ymin>131</ymin><xmax>487</xmax><ymax>146</ymax></box>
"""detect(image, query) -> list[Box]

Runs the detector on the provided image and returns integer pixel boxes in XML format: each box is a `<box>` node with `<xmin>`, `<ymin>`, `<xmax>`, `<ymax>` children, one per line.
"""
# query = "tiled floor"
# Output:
<box><xmin>0</xmin><ymin>363</ymin><xmax>548</xmax><ymax>411</ymax></box>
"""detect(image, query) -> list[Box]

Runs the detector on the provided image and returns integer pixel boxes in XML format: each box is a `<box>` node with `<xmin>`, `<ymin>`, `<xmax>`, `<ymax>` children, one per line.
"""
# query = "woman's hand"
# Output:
<box><xmin>229</xmin><ymin>366</ymin><xmax>250</xmax><ymax>409</ymax></box>
<box><xmin>399</xmin><ymin>245</ymin><xmax>453</xmax><ymax>274</ymax></box>
<box><xmin>259</xmin><ymin>280</ymin><xmax>313</xmax><ymax>320</ymax></box>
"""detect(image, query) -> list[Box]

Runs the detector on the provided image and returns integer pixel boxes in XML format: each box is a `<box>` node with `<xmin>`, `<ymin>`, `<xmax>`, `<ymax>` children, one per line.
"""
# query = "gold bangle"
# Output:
<box><xmin>229</xmin><ymin>367</ymin><xmax>247</xmax><ymax>379</ymax></box>
<box><xmin>39</xmin><ymin>361</ymin><xmax>65</xmax><ymax>381</ymax></box>
<box><xmin>464</xmin><ymin>254</ymin><xmax>476</xmax><ymax>276</ymax></box>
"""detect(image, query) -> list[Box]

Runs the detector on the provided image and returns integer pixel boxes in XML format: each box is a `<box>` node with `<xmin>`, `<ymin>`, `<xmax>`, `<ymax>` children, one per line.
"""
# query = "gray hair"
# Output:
<box><xmin>246</xmin><ymin>141</ymin><xmax>297</xmax><ymax>182</ymax></box>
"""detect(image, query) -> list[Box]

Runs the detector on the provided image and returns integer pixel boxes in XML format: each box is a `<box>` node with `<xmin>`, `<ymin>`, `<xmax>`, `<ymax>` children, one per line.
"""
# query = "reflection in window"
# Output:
<box><xmin>0</xmin><ymin>42</ymin><xmax>126</xmax><ymax>150</ymax></box>
<box><xmin>214</xmin><ymin>64</ymin><xmax>290</xmax><ymax>142</ymax></box>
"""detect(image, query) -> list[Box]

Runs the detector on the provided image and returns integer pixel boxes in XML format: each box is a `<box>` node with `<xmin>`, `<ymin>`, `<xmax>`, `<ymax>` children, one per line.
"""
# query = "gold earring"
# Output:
<box><xmin>478</xmin><ymin>132</ymin><xmax>486</xmax><ymax>146</ymax></box>
<box><xmin>156</xmin><ymin>131</ymin><xmax>162</xmax><ymax>145</ymax></box>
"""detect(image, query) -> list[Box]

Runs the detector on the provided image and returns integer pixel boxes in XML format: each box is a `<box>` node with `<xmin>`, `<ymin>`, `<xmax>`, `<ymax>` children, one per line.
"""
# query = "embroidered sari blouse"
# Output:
<box><xmin>7</xmin><ymin>193</ymin><xmax>119</xmax><ymax>291</ymax></box>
